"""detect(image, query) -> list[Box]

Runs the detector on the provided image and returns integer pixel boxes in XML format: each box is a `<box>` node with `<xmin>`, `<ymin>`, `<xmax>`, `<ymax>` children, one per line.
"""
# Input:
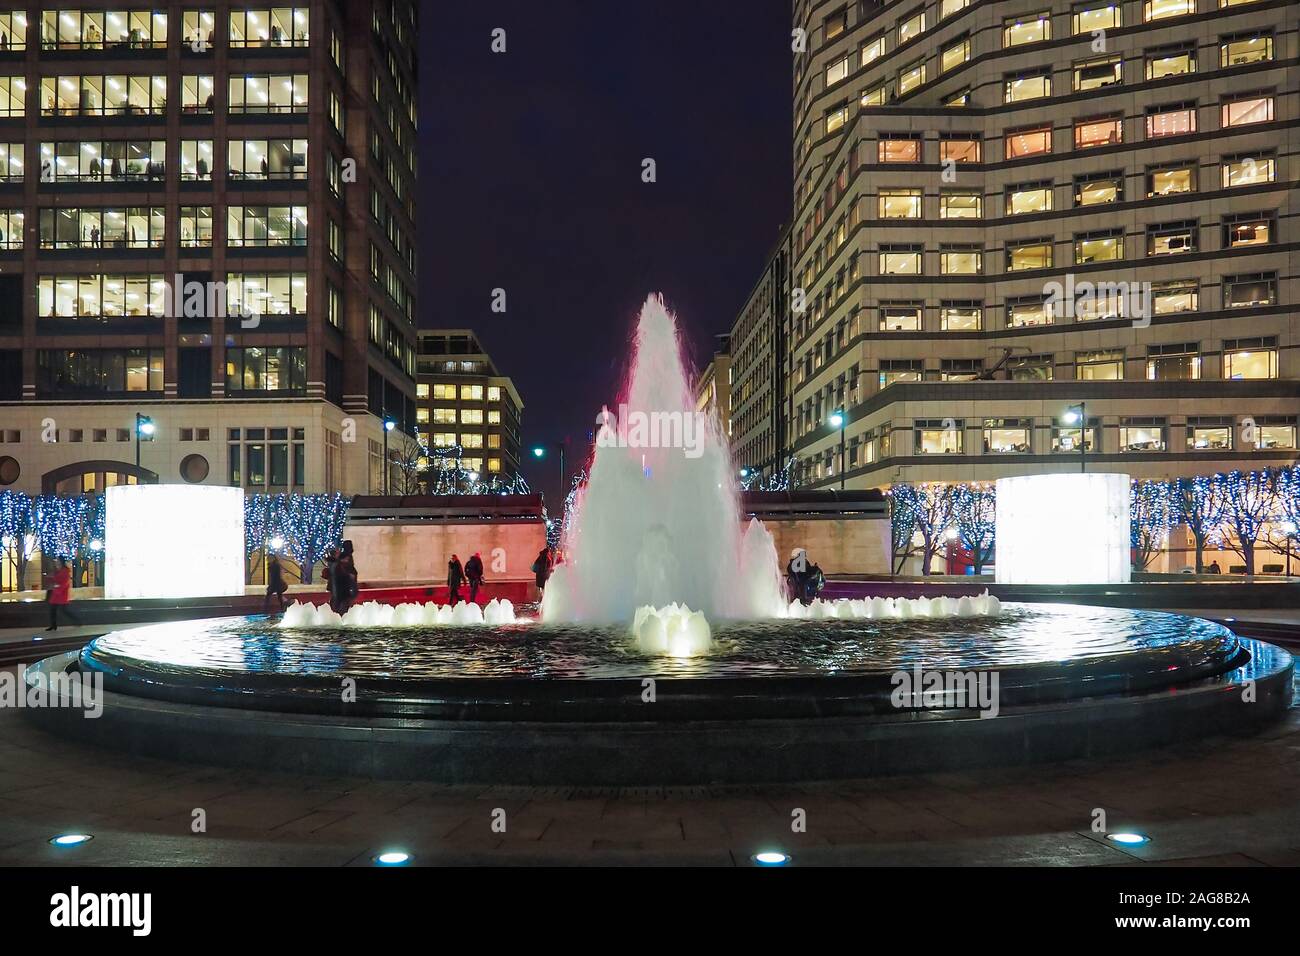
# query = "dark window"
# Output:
<box><xmin>178</xmin><ymin>347</ymin><xmax>211</xmax><ymax>398</ymax></box>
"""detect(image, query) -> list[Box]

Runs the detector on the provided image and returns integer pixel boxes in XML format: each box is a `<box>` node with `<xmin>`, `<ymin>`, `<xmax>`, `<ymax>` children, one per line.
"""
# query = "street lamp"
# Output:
<box><xmin>828</xmin><ymin>410</ymin><xmax>846</xmax><ymax>491</ymax></box>
<box><xmin>382</xmin><ymin>416</ymin><xmax>396</xmax><ymax>495</ymax></box>
<box><xmin>134</xmin><ymin>413</ymin><xmax>154</xmax><ymax>469</ymax></box>
<box><xmin>1062</xmin><ymin>402</ymin><xmax>1087</xmax><ymax>473</ymax></box>
<box><xmin>531</xmin><ymin>443</ymin><xmax>566</xmax><ymax>496</ymax></box>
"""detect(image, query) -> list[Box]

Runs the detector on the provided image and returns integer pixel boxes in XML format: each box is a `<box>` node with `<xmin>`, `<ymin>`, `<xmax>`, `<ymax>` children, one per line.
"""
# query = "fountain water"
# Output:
<box><xmin>541</xmin><ymin>294</ymin><xmax>787</xmax><ymax>625</ymax></box>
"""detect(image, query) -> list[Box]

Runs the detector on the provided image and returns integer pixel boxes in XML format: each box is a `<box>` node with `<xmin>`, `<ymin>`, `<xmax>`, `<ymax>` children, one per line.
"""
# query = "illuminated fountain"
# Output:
<box><xmin>280</xmin><ymin>598</ymin><xmax>517</xmax><ymax>628</ymax></box>
<box><xmin>541</xmin><ymin>294</ymin><xmax>788</xmax><ymax>635</ymax></box>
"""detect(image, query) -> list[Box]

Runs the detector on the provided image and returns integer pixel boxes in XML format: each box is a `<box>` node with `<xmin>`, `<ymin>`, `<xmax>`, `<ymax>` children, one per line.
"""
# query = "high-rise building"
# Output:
<box><xmin>0</xmin><ymin>1</ymin><xmax>418</xmax><ymax>498</ymax></box>
<box><xmin>787</xmin><ymin>0</ymin><xmax>1297</xmax><ymax>489</ymax></box>
<box><xmin>695</xmin><ymin>333</ymin><xmax>732</xmax><ymax>435</ymax></box>
<box><xmin>415</xmin><ymin>330</ymin><xmax>524</xmax><ymax>484</ymax></box>
<box><xmin>726</xmin><ymin>226</ymin><xmax>790</xmax><ymax>481</ymax></box>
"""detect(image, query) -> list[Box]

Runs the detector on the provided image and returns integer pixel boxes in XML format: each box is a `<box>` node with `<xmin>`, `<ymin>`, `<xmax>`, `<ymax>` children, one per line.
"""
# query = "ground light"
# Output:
<box><xmin>1106</xmin><ymin>832</ymin><xmax>1150</xmax><ymax>845</ymax></box>
<box><xmin>49</xmin><ymin>833</ymin><xmax>93</xmax><ymax>847</ymax></box>
<box><xmin>751</xmin><ymin>850</ymin><xmax>791</xmax><ymax>866</ymax></box>
<box><xmin>373</xmin><ymin>850</ymin><xmax>411</xmax><ymax>866</ymax></box>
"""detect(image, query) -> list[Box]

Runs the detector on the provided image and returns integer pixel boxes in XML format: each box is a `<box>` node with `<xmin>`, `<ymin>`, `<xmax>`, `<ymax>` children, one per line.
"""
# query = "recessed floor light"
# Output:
<box><xmin>49</xmin><ymin>833</ymin><xmax>93</xmax><ymax>847</ymax></box>
<box><xmin>752</xmin><ymin>850</ymin><xmax>791</xmax><ymax>866</ymax></box>
<box><xmin>374</xmin><ymin>850</ymin><xmax>411</xmax><ymax>866</ymax></box>
<box><xmin>1106</xmin><ymin>832</ymin><xmax>1149</xmax><ymax>845</ymax></box>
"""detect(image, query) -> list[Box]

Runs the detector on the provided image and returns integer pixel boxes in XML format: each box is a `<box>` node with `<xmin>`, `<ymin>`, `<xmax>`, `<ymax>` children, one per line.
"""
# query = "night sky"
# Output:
<box><xmin>421</xmin><ymin>0</ymin><xmax>792</xmax><ymax>506</ymax></box>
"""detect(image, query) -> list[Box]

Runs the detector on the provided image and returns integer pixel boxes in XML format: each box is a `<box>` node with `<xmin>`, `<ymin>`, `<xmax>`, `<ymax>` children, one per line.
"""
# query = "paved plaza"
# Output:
<box><xmin>1</xmin><ymin>664</ymin><xmax>1295</xmax><ymax>867</ymax></box>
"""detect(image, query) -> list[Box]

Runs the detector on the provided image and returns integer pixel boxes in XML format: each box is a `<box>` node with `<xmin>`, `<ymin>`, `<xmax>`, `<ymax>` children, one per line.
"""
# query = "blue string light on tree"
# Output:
<box><xmin>952</xmin><ymin>483</ymin><xmax>996</xmax><ymax>574</ymax></box>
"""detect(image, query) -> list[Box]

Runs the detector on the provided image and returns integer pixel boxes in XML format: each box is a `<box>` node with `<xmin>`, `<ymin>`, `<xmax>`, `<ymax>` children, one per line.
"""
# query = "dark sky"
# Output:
<box><xmin>421</xmin><ymin>0</ymin><xmax>792</xmax><ymax>507</ymax></box>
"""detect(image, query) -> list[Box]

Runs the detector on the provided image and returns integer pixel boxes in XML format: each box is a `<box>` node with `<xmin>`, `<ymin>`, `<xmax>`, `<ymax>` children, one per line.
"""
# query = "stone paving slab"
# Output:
<box><xmin>0</xmin><ymin>674</ymin><xmax>1296</xmax><ymax>866</ymax></box>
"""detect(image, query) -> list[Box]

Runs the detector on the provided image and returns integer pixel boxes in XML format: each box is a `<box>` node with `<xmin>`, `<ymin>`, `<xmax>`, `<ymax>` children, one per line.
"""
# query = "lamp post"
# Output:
<box><xmin>828</xmin><ymin>410</ymin><xmax>846</xmax><ymax>491</ymax></box>
<box><xmin>382</xmin><ymin>416</ymin><xmax>395</xmax><ymax>494</ymax></box>
<box><xmin>134</xmin><ymin>413</ymin><xmax>154</xmax><ymax>469</ymax></box>
<box><xmin>531</xmin><ymin>443</ymin><xmax>566</xmax><ymax>497</ymax></box>
<box><xmin>1283</xmin><ymin>521</ymin><xmax>1297</xmax><ymax>577</ymax></box>
<box><xmin>1063</xmin><ymin>402</ymin><xmax>1086</xmax><ymax>473</ymax></box>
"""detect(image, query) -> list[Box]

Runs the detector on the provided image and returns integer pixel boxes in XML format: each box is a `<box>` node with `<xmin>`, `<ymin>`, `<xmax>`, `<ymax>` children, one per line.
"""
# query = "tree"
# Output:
<box><xmin>1130</xmin><ymin>479</ymin><xmax>1178</xmax><ymax>572</ymax></box>
<box><xmin>245</xmin><ymin>493</ymin><xmax>350</xmax><ymax>584</ymax></box>
<box><xmin>1263</xmin><ymin>465</ymin><xmax>1300</xmax><ymax>570</ymax></box>
<box><xmin>280</xmin><ymin>493</ymin><xmax>350</xmax><ymax>584</ymax></box>
<box><xmin>952</xmin><ymin>483</ymin><xmax>996</xmax><ymax>574</ymax></box>
<box><xmin>33</xmin><ymin>494</ymin><xmax>88</xmax><ymax>562</ymax></box>
<box><xmin>912</xmin><ymin>484</ymin><xmax>957</xmax><ymax>575</ymax></box>
<box><xmin>0</xmin><ymin>491</ymin><xmax>34</xmax><ymax>590</ymax></box>
<box><xmin>387</xmin><ymin>433</ymin><xmax>427</xmax><ymax>496</ymax></box>
<box><xmin>1173</xmin><ymin>473</ymin><xmax>1227</xmax><ymax>573</ymax></box>
<box><xmin>1220</xmin><ymin>469</ymin><xmax>1277</xmax><ymax>575</ymax></box>
<box><xmin>888</xmin><ymin>483</ymin><xmax>920</xmax><ymax>574</ymax></box>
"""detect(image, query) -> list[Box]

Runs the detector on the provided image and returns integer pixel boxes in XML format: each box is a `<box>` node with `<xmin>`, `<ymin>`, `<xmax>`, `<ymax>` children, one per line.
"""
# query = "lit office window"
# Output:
<box><xmin>1006</xmin><ymin>240</ymin><xmax>1053</xmax><ymax>271</ymax></box>
<box><xmin>1144</xmin><ymin>0</ymin><xmax>1194</xmax><ymax>21</ymax></box>
<box><xmin>1078</xmin><ymin>350</ymin><xmax>1125</xmax><ymax>381</ymax></box>
<box><xmin>1145</xmin><ymin>104</ymin><xmax>1196</xmax><ymax>138</ymax></box>
<box><xmin>1005</xmin><ymin>126</ymin><xmax>1052</xmax><ymax>158</ymax></box>
<box><xmin>1004</xmin><ymin>12</ymin><xmax>1050</xmax><ymax>46</ymax></box>
<box><xmin>1221</xmin><ymin>34</ymin><xmax>1272</xmax><ymax>67</ymax></box>
<box><xmin>1073</xmin><ymin>56</ymin><xmax>1121</xmax><ymax>91</ymax></box>
<box><xmin>878</xmin><ymin>188</ymin><xmax>921</xmax><ymax>218</ymax></box>
<box><xmin>1222</xmin><ymin>154</ymin><xmax>1274</xmax><ymax>187</ymax></box>
<box><xmin>1221</xmin><ymin>96</ymin><xmax>1273</xmax><ymax>128</ymax></box>
<box><xmin>229</xmin><ymin>8</ymin><xmax>310</xmax><ymax>47</ymax></box>
<box><xmin>1073</xmin><ymin>3</ymin><xmax>1121</xmax><ymax>33</ymax></box>
<box><xmin>1074</xmin><ymin>116</ymin><xmax>1122</xmax><ymax>148</ymax></box>
<box><xmin>1007</xmin><ymin>184</ymin><xmax>1052</xmax><ymax>215</ymax></box>
<box><xmin>1074</xmin><ymin>174</ymin><xmax>1123</xmax><ymax>206</ymax></box>
<box><xmin>1004</xmin><ymin>71</ymin><xmax>1050</xmax><ymax>103</ymax></box>
<box><xmin>940</xmin><ymin>190</ymin><xmax>981</xmax><ymax>218</ymax></box>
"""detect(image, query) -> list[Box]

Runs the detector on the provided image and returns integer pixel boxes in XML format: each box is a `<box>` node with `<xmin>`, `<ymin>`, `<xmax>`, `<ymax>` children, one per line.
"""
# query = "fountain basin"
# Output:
<box><xmin>24</xmin><ymin>603</ymin><xmax>1291</xmax><ymax>784</ymax></box>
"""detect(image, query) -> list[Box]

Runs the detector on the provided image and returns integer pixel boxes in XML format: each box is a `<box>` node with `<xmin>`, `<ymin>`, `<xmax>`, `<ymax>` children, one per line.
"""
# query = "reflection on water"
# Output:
<box><xmin>86</xmin><ymin>603</ymin><xmax>1239</xmax><ymax>681</ymax></box>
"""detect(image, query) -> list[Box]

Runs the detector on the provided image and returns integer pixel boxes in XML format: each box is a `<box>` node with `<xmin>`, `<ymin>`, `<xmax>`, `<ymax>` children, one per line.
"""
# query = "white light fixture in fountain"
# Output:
<box><xmin>1105</xmin><ymin>832</ymin><xmax>1149</xmax><ymax>845</ymax></box>
<box><xmin>49</xmin><ymin>833</ymin><xmax>93</xmax><ymax>847</ymax></box>
<box><xmin>752</xmin><ymin>850</ymin><xmax>791</xmax><ymax>866</ymax></box>
<box><xmin>104</xmin><ymin>485</ymin><xmax>245</xmax><ymax>600</ymax></box>
<box><xmin>995</xmin><ymin>473</ymin><xmax>1131</xmax><ymax>585</ymax></box>
<box><xmin>373</xmin><ymin>850</ymin><xmax>411</xmax><ymax>866</ymax></box>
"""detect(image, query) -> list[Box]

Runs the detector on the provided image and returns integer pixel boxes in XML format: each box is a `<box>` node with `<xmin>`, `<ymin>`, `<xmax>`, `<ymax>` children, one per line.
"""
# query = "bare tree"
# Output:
<box><xmin>386</xmin><ymin>433</ymin><xmax>427</xmax><ymax>496</ymax></box>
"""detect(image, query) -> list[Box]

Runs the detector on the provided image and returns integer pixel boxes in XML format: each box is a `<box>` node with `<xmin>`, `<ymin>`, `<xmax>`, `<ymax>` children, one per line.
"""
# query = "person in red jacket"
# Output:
<box><xmin>44</xmin><ymin>559</ymin><xmax>75</xmax><ymax>631</ymax></box>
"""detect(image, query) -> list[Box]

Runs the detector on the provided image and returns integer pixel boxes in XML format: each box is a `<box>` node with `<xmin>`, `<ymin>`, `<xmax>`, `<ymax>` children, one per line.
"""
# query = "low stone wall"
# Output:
<box><xmin>342</xmin><ymin>519</ymin><xmax>547</xmax><ymax>585</ymax></box>
<box><xmin>758</xmin><ymin>516</ymin><xmax>891</xmax><ymax>575</ymax></box>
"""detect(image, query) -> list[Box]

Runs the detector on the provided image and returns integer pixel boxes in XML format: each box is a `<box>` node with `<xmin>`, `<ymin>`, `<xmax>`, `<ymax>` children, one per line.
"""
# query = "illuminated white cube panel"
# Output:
<box><xmin>995</xmin><ymin>473</ymin><xmax>1131</xmax><ymax>585</ymax></box>
<box><xmin>105</xmin><ymin>485</ymin><xmax>246</xmax><ymax>599</ymax></box>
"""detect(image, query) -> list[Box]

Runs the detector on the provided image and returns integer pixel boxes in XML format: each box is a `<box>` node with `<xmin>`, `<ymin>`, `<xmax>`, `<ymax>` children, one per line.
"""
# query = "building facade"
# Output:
<box><xmin>695</xmin><ymin>333</ymin><xmax>732</xmax><ymax>437</ymax></box>
<box><xmin>0</xmin><ymin>1</ymin><xmax>418</xmax><ymax>499</ymax></box>
<box><xmin>415</xmin><ymin>329</ymin><xmax>524</xmax><ymax>485</ymax></box>
<box><xmin>786</xmin><ymin>0</ymin><xmax>1297</xmax><ymax>489</ymax></box>
<box><xmin>726</xmin><ymin>227</ymin><xmax>791</xmax><ymax>481</ymax></box>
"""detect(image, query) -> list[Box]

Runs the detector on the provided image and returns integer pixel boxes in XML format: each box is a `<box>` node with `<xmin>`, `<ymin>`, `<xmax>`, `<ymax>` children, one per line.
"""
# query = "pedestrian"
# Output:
<box><xmin>265</xmin><ymin>553</ymin><xmax>288</xmax><ymax>614</ymax></box>
<box><xmin>44</xmin><ymin>559</ymin><xmax>75</xmax><ymax>631</ymax></box>
<box><xmin>786</xmin><ymin>547</ymin><xmax>811</xmax><ymax>606</ymax></box>
<box><xmin>1208</xmin><ymin>560</ymin><xmax>1222</xmax><ymax>574</ymax></box>
<box><xmin>806</xmin><ymin>559</ymin><xmax>826</xmax><ymax>603</ymax></box>
<box><xmin>335</xmin><ymin>540</ymin><xmax>358</xmax><ymax>613</ymax></box>
<box><xmin>447</xmin><ymin>554</ymin><xmax>464</xmax><ymax>606</ymax></box>
<box><xmin>327</xmin><ymin>544</ymin><xmax>355</xmax><ymax>614</ymax></box>
<box><xmin>465</xmin><ymin>551</ymin><xmax>484</xmax><ymax>603</ymax></box>
<box><xmin>531</xmin><ymin>546</ymin><xmax>553</xmax><ymax>591</ymax></box>
<box><xmin>322</xmin><ymin>546</ymin><xmax>337</xmax><ymax>606</ymax></box>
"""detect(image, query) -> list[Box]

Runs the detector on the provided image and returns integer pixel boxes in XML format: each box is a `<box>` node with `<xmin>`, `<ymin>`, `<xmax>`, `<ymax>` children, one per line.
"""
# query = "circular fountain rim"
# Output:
<box><xmin>24</xmin><ymin>636</ymin><xmax>1293</xmax><ymax>785</ymax></box>
<box><xmin>76</xmin><ymin>605</ymin><xmax>1249</xmax><ymax>722</ymax></box>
